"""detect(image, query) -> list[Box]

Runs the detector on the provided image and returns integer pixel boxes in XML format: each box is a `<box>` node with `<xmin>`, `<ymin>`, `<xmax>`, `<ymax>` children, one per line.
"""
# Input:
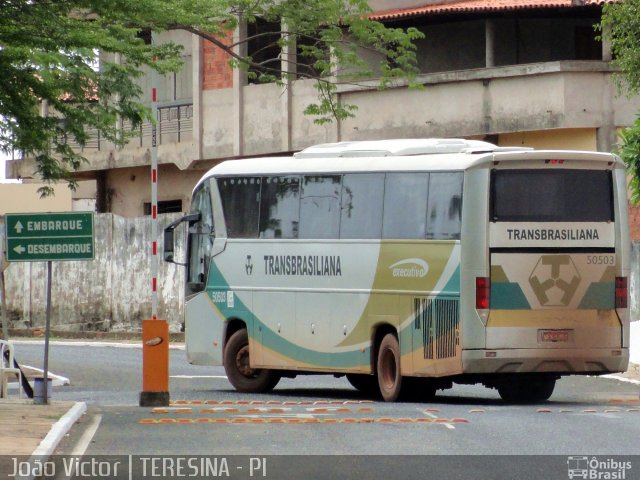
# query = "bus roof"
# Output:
<box><xmin>199</xmin><ymin>139</ymin><xmax>621</xmax><ymax>184</ymax></box>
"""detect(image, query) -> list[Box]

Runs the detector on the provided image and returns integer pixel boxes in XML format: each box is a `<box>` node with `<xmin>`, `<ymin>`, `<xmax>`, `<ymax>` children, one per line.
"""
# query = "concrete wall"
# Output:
<box><xmin>499</xmin><ymin>128</ymin><xmax>597</xmax><ymax>151</ymax></box>
<box><xmin>3</xmin><ymin>213</ymin><xmax>186</xmax><ymax>333</ymax></box>
<box><xmin>0</xmin><ymin>184</ymin><xmax>72</xmax><ymax>214</ymax></box>
<box><xmin>632</xmin><ymin>242</ymin><xmax>640</xmax><ymax>323</ymax></box>
<box><xmin>337</xmin><ymin>62</ymin><xmax>630</xmax><ymax>146</ymax></box>
<box><xmin>106</xmin><ymin>165</ymin><xmax>203</xmax><ymax>218</ymax></box>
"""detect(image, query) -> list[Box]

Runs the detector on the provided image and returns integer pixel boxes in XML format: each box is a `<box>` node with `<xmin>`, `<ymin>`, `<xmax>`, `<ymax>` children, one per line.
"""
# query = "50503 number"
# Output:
<box><xmin>586</xmin><ymin>255</ymin><xmax>615</xmax><ymax>265</ymax></box>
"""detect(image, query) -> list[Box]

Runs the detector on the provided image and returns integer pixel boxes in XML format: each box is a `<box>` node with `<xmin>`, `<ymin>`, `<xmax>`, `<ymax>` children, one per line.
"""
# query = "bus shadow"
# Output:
<box><xmin>200</xmin><ymin>386</ymin><xmax>623</xmax><ymax>408</ymax></box>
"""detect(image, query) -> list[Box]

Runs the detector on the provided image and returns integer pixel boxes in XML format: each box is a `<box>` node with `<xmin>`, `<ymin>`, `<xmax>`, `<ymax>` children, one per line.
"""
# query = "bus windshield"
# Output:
<box><xmin>490</xmin><ymin>169</ymin><xmax>613</xmax><ymax>222</ymax></box>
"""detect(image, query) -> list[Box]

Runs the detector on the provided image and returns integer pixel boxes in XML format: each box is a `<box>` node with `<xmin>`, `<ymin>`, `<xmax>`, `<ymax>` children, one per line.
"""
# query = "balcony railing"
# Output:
<box><xmin>63</xmin><ymin>101</ymin><xmax>193</xmax><ymax>152</ymax></box>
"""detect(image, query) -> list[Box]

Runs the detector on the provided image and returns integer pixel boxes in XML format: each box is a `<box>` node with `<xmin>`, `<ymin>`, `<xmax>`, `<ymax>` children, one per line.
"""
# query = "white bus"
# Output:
<box><xmin>164</xmin><ymin>138</ymin><xmax>630</xmax><ymax>402</ymax></box>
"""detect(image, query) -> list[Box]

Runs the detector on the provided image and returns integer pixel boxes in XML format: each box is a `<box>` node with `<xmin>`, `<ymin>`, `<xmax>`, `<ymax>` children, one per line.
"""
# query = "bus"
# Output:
<box><xmin>163</xmin><ymin>138</ymin><xmax>630</xmax><ymax>402</ymax></box>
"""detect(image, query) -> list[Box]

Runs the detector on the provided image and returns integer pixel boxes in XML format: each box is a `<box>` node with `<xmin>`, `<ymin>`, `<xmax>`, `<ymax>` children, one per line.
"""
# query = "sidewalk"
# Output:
<box><xmin>0</xmin><ymin>399</ymin><xmax>85</xmax><ymax>456</ymax></box>
<box><xmin>0</xmin><ymin>365</ymin><xmax>86</xmax><ymax>457</ymax></box>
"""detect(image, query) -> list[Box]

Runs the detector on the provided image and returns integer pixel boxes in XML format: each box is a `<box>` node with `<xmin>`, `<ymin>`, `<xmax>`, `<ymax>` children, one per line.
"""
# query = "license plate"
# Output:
<box><xmin>540</xmin><ymin>330</ymin><xmax>570</xmax><ymax>343</ymax></box>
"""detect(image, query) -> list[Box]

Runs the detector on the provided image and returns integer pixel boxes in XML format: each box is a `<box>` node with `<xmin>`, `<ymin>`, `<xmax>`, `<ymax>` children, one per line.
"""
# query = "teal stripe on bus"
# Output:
<box><xmin>578</xmin><ymin>282</ymin><xmax>615</xmax><ymax>309</ymax></box>
<box><xmin>490</xmin><ymin>282</ymin><xmax>531</xmax><ymax>310</ymax></box>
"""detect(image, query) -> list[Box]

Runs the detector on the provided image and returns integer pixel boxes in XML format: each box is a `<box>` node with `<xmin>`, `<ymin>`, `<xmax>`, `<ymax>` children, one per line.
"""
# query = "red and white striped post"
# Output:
<box><xmin>150</xmin><ymin>86</ymin><xmax>159</xmax><ymax>321</ymax></box>
<box><xmin>140</xmin><ymin>84</ymin><xmax>170</xmax><ymax>407</ymax></box>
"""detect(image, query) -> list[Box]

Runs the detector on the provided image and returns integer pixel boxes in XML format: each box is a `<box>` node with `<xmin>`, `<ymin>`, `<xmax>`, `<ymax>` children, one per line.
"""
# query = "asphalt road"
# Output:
<box><xmin>12</xmin><ymin>340</ymin><xmax>640</xmax><ymax>480</ymax></box>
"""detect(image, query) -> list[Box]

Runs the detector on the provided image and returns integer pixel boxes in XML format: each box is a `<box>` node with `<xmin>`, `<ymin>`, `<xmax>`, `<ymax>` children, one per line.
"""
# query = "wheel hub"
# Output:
<box><xmin>236</xmin><ymin>345</ymin><xmax>255</xmax><ymax>377</ymax></box>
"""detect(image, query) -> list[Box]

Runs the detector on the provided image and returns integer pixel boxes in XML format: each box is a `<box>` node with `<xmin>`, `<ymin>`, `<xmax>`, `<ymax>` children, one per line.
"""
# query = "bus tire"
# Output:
<box><xmin>223</xmin><ymin>329</ymin><xmax>280</xmax><ymax>393</ymax></box>
<box><xmin>346</xmin><ymin>374</ymin><xmax>379</xmax><ymax>397</ymax></box>
<box><xmin>376</xmin><ymin>333</ymin><xmax>403</xmax><ymax>402</ymax></box>
<box><xmin>497</xmin><ymin>377</ymin><xmax>556</xmax><ymax>403</ymax></box>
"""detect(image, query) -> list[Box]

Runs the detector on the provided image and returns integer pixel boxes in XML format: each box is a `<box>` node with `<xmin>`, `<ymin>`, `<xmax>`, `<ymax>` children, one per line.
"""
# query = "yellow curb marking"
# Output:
<box><xmin>200</xmin><ymin>408</ymin><xmax>240</xmax><ymax>413</ymax></box>
<box><xmin>139</xmin><ymin>417</ymin><xmax>468</xmax><ymax>425</ymax></box>
<box><xmin>152</xmin><ymin>407</ymin><xmax>193</xmax><ymax>414</ymax></box>
<box><xmin>307</xmin><ymin>407</ymin><xmax>352</xmax><ymax>413</ymax></box>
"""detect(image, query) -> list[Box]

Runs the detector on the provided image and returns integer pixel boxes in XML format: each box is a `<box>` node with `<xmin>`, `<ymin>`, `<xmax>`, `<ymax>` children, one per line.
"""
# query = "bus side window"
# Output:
<box><xmin>299</xmin><ymin>175</ymin><xmax>342</xmax><ymax>239</ymax></box>
<box><xmin>426</xmin><ymin>172</ymin><xmax>463</xmax><ymax>240</ymax></box>
<box><xmin>382</xmin><ymin>173</ymin><xmax>429</xmax><ymax>239</ymax></box>
<box><xmin>218</xmin><ymin>177</ymin><xmax>261</xmax><ymax>238</ymax></box>
<box><xmin>340</xmin><ymin>173</ymin><xmax>384</xmax><ymax>239</ymax></box>
<box><xmin>259</xmin><ymin>176</ymin><xmax>301</xmax><ymax>239</ymax></box>
<box><xmin>187</xmin><ymin>182</ymin><xmax>214</xmax><ymax>295</ymax></box>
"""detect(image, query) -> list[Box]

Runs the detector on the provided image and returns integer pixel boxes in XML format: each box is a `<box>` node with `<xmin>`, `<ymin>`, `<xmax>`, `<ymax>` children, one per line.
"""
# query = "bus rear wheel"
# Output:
<box><xmin>346</xmin><ymin>374</ymin><xmax>379</xmax><ymax>397</ymax></box>
<box><xmin>497</xmin><ymin>377</ymin><xmax>556</xmax><ymax>403</ymax></box>
<box><xmin>377</xmin><ymin>333</ymin><xmax>403</xmax><ymax>402</ymax></box>
<box><xmin>223</xmin><ymin>329</ymin><xmax>280</xmax><ymax>393</ymax></box>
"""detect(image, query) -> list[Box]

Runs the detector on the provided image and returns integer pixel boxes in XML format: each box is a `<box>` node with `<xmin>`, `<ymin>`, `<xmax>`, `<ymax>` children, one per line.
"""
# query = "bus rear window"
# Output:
<box><xmin>491</xmin><ymin>169</ymin><xmax>613</xmax><ymax>222</ymax></box>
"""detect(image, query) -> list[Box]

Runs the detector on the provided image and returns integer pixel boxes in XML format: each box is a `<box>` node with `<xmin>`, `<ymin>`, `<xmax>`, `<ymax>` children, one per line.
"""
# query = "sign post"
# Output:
<box><xmin>5</xmin><ymin>212</ymin><xmax>94</xmax><ymax>404</ymax></box>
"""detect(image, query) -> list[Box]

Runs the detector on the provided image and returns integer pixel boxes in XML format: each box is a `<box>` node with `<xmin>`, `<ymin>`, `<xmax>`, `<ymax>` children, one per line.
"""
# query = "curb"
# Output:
<box><xmin>601</xmin><ymin>373</ymin><xmax>640</xmax><ymax>386</ymax></box>
<box><xmin>15</xmin><ymin>402</ymin><xmax>88</xmax><ymax>480</ymax></box>
<box><xmin>9</xmin><ymin>329</ymin><xmax>185</xmax><ymax>343</ymax></box>
<box><xmin>13</xmin><ymin>339</ymin><xmax>185</xmax><ymax>350</ymax></box>
<box><xmin>32</xmin><ymin>402</ymin><xmax>87</xmax><ymax>457</ymax></box>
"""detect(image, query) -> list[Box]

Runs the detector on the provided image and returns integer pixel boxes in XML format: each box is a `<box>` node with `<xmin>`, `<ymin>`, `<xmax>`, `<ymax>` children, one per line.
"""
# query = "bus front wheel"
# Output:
<box><xmin>223</xmin><ymin>329</ymin><xmax>280</xmax><ymax>393</ymax></box>
<box><xmin>377</xmin><ymin>333</ymin><xmax>403</xmax><ymax>402</ymax></box>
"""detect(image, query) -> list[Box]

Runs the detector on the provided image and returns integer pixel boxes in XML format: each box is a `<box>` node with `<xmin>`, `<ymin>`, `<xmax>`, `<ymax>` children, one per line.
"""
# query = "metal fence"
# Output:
<box><xmin>62</xmin><ymin>101</ymin><xmax>193</xmax><ymax>152</ymax></box>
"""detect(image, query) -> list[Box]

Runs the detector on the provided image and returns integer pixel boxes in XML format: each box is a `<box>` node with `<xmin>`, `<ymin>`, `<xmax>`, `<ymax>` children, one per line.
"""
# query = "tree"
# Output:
<box><xmin>601</xmin><ymin>0</ymin><xmax>640</xmax><ymax>204</ymax></box>
<box><xmin>0</xmin><ymin>0</ymin><xmax>423</xmax><ymax>192</ymax></box>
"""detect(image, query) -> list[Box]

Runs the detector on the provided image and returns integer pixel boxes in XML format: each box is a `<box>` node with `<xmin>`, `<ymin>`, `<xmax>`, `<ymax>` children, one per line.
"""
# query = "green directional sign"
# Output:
<box><xmin>5</xmin><ymin>212</ymin><xmax>95</xmax><ymax>262</ymax></box>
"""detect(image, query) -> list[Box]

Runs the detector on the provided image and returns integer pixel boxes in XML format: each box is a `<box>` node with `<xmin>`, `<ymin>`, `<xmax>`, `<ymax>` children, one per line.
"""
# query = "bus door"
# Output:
<box><xmin>183</xmin><ymin>181</ymin><xmax>225</xmax><ymax>365</ymax></box>
<box><xmin>186</xmin><ymin>182</ymin><xmax>215</xmax><ymax>296</ymax></box>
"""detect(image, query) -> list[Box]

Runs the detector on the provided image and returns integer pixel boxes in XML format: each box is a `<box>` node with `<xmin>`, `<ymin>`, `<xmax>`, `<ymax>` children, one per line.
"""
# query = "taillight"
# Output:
<box><xmin>615</xmin><ymin>277</ymin><xmax>628</xmax><ymax>309</ymax></box>
<box><xmin>476</xmin><ymin>277</ymin><xmax>490</xmax><ymax>309</ymax></box>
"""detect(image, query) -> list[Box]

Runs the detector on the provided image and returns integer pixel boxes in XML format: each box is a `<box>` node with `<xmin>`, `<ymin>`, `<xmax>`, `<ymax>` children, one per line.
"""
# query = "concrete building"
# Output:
<box><xmin>7</xmin><ymin>0</ymin><xmax>640</xmax><ymax>235</ymax></box>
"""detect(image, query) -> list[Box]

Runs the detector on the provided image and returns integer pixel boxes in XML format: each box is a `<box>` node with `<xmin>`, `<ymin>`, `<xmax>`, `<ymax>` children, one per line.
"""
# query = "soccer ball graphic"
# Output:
<box><xmin>528</xmin><ymin>255</ymin><xmax>581</xmax><ymax>307</ymax></box>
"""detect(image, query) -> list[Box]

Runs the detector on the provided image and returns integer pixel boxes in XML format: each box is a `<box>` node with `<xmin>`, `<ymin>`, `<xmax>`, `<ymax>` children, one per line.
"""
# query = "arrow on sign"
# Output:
<box><xmin>13</xmin><ymin>245</ymin><xmax>25</xmax><ymax>254</ymax></box>
<box><xmin>14</xmin><ymin>221</ymin><xmax>23</xmax><ymax>234</ymax></box>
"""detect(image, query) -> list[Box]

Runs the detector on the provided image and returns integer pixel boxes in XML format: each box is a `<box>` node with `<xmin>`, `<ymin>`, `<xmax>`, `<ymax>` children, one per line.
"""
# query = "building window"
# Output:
<box><xmin>144</xmin><ymin>199</ymin><xmax>183</xmax><ymax>215</ymax></box>
<box><xmin>575</xmin><ymin>25</ymin><xmax>602</xmax><ymax>60</ymax></box>
<box><xmin>137</xmin><ymin>29</ymin><xmax>152</xmax><ymax>45</ymax></box>
<box><xmin>247</xmin><ymin>18</ymin><xmax>282</xmax><ymax>84</ymax></box>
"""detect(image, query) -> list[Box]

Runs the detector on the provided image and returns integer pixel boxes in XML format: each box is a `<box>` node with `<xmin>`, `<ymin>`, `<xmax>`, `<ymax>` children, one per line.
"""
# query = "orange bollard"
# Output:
<box><xmin>139</xmin><ymin>319</ymin><xmax>170</xmax><ymax>407</ymax></box>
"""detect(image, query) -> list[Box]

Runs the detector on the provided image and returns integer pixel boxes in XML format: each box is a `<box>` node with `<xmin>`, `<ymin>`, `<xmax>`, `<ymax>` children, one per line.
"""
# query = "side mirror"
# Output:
<box><xmin>163</xmin><ymin>213</ymin><xmax>201</xmax><ymax>265</ymax></box>
<box><xmin>163</xmin><ymin>228</ymin><xmax>175</xmax><ymax>262</ymax></box>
